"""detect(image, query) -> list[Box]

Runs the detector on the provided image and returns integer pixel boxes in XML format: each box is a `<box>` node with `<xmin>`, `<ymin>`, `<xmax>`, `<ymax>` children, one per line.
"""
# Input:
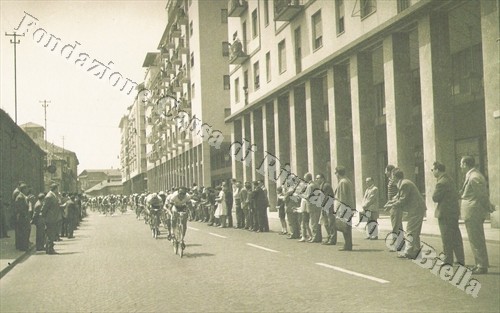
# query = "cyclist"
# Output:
<box><xmin>145</xmin><ymin>193</ymin><xmax>163</xmax><ymax>237</ymax></box>
<box><xmin>169</xmin><ymin>187</ymin><xmax>191</xmax><ymax>244</ymax></box>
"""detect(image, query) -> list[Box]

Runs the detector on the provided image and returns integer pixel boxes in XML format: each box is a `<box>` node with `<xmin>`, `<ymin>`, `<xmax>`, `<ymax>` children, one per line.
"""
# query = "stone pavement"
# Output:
<box><xmin>0</xmin><ymin>212</ymin><xmax>498</xmax><ymax>279</ymax></box>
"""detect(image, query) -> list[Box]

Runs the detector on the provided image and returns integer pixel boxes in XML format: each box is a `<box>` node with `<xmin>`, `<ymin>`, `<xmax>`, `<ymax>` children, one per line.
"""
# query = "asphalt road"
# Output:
<box><xmin>1</xmin><ymin>210</ymin><xmax>499</xmax><ymax>312</ymax></box>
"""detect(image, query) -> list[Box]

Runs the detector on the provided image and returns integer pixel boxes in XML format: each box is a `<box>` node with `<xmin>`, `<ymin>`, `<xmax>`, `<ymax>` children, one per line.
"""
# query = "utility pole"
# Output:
<box><xmin>40</xmin><ymin>100</ymin><xmax>51</xmax><ymax>150</ymax></box>
<box><xmin>5</xmin><ymin>32</ymin><xmax>24</xmax><ymax>124</ymax></box>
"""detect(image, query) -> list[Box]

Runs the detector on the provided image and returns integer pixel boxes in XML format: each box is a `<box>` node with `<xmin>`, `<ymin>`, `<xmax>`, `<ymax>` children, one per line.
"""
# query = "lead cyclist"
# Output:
<box><xmin>169</xmin><ymin>187</ymin><xmax>192</xmax><ymax>242</ymax></box>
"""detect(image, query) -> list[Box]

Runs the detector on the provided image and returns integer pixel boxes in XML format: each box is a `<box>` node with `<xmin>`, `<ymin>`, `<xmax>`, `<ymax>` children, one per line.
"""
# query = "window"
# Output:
<box><xmin>312</xmin><ymin>11</ymin><xmax>323</xmax><ymax>50</ymax></box>
<box><xmin>252</xmin><ymin>9</ymin><xmax>258</xmax><ymax>39</ymax></box>
<box><xmin>264</xmin><ymin>0</ymin><xmax>270</xmax><ymax>26</ymax></box>
<box><xmin>397</xmin><ymin>0</ymin><xmax>411</xmax><ymax>12</ymax></box>
<box><xmin>243</xmin><ymin>70</ymin><xmax>249</xmax><ymax>104</ymax></box>
<box><xmin>278</xmin><ymin>40</ymin><xmax>286</xmax><ymax>74</ymax></box>
<box><xmin>335</xmin><ymin>0</ymin><xmax>345</xmax><ymax>34</ymax></box>
<box><xmin>223</xmin><ymin>75</ymin><xmax>230</xmax><ymax>90</ymax></box>
<box><xmin>266</xmin><ymin>52</ymin><xmax>271</xmax><ymax>82</ymax></box>
<box><xmin>190</xmin><ymin>52</ymin><xmax>194</xmax><ymax>67</ymax></box>
<box><xmin>242</xmin><ymin>22</ymin><xmax>247</xmax><ymax>52</ymax></box>
<box><xmin>235</xmin><ymin>78</ymin><xmax>240</xmax><ymax>102</ymax></box>
<box><xmin>361</xmin><ymin>0</ymin><xmax>376</xmax><ymax>18</ymax></box>
<box><xmin>294</xmin><ymin>27</ymin><xmax>302</xmax><ymax>73</ymax></box>
<box><xmin>253</xmin><ymin>61</ymin><xmax>260</xmax><ymax>90</ymax></box>
<box><xmin>222</xmin><ymin>41</ymin><xmax>230</xmax><ymax>57</ymax></box>
<box><xmin>221</xmin><ymin>9</ymin><xmax>228</xmax><ymax>23</ymax></box>
<box><xmin>191</xmin><ymin>83</ymin><xmax>195</xmax><ymax>98</ymax></box>
<box><xmin>189</xmin><ymin>21</ymin><xmax>193</xmax><ymax>37</ymax></box>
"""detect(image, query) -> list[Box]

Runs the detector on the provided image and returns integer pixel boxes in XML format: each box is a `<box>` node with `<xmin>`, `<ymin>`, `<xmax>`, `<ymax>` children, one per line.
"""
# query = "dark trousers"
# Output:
<box><xmin>234</xmin><ymin>199</ymin><xmax>244</xmax><ymax>228</ymax></box>
<box><xmin>226</xmin><ymin>204</ymin><xmax>233</xmax><ymax>228</ymax></box>
<box><xmin>46</xmin><ymin>223</ymin><xmax>58</xmax><ymax>253</ymax></box>
<box><xmin>15</xmin><ymin>216</ymin><xmax>31</xmax><ymax>251</ymax></box>
<box><xmin>465</xmin><ymin>215</ymin><xmax>489</xmax><ymax>268</ymax></box>
<box><xmin>438</xmin><ymin>218</ymin><xmax>465</xmax><ymax>265</ymax></box>
<box><xmin>341</xmin><ymin>224</ymin><xmax>352</xmax><ymax>250</ymax></box>
<box><xmin>64</xmin><ymin>217</ymin><xmax>75</xmax><ymax>238</ymax></box>
<box><xmin>35</xmin><ymin>222</ymin><xmax>46</xmax><ymax>250</ymax></box>
<box><xmin>0</xmin><ymin>209</ymin><xmax>8</xmax><ymax>237</ymax></box>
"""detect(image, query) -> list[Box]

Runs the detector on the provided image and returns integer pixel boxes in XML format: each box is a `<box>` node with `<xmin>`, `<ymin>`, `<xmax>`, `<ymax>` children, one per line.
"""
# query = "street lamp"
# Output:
<box><xmin>5</xmin><ymin>31</ymin><xmax>24</xmax><ymax>124</ymax></box>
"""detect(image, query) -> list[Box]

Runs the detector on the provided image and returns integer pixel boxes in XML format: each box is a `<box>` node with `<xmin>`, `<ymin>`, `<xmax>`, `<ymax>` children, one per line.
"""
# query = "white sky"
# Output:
<box><xmin>1</xmin><ymin>0</ymin><xmax>166</xmax><ymax>173</ymax></box>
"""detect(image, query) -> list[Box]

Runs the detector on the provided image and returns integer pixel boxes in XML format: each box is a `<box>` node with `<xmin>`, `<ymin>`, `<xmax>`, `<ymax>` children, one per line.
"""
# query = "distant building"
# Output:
<box><xmin>84</xmin><ymin>180</ymin><xmax>123</xmax><ymax>197</ymax></box>
<box><xmin>20</xmin><ymin>122</ymin><xmax>79</xmax><ymax>193</ymax></box>
<box><xmin>78</xmin><ymin>169</ymin><xmax>122</xmax><ymax>192</ymax></box>
<box><xmin>140</xmin><ymin>0</ymin><xmax>232</xmax><ymax>192</ymax></box>
<box><xmin>119</xmin><ymin>89</ymin><xmax>148</xmax><ymax>195</ymax></box>
<box><xmin>0</xmin><ymin>109</ymin><xmax>45</xmax><ymax>227</ymax></box>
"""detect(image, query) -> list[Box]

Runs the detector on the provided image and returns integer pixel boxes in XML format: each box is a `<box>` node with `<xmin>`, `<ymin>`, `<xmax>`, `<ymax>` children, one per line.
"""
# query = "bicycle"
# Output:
<box><xmin>171</xmin><ymin>209</ymin><xmax>187</xmax><ymax>257</ymax></box>
<box><xmin>149</xmin><ymin>207</ymin><xmax>161</xmax><ymax>239</ymax></box>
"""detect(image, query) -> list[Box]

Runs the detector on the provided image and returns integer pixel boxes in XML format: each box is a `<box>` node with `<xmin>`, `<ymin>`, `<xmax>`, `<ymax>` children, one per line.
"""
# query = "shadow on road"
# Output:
<box><xmin>183</xmin><ymin>252</ymin><xmax>215</xmax><ymax>258</ymax></box>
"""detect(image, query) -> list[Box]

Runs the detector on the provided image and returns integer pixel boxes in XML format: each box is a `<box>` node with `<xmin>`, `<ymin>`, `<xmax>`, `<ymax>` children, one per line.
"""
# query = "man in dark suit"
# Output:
<box><xmin>460</xmin><ymin>156</ymin><xmax>490</xmax><ymax>274</ymax></box>
<box><xmin>385</xmin><ymin>169</ymin><xmax>426</xmax><ymax>259</ymax></box>
<box><xmin>14</xmin><ymin>183</ymin><xmax>31</xmax><ymax>251</ymax></box>
<box><xmin>334</xmin><ymin>166</ymin><xmax>355</xmax><ymax>251</ymax></box>
<box><xmin>432</xmin><ymin>161</ymin><xmax>465</xmax><ymax>266</ymax></box>
<box><xmin>42</xmin><ymin>183</ymin><xmax>62</xmax><ymax>254</ymax></box>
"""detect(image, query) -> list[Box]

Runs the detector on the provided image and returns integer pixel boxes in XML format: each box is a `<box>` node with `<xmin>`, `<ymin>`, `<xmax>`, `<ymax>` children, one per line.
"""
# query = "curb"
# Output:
<box><xmin>0</xmin><ymin>244</ymin><xmax>36</xmax><ymax>279</ymax></box>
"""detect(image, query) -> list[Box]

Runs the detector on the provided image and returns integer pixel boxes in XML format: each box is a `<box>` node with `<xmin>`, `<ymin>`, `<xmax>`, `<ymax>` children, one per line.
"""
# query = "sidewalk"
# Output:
<box><xmin>0</xmin><ymin>225</ymin><xmax>36</xmax><ymax>279</ymax></box>
<box><xmin>267</xmin><ymin>211</ymin><xmax>500</xmax><ymax>243</ymax></box>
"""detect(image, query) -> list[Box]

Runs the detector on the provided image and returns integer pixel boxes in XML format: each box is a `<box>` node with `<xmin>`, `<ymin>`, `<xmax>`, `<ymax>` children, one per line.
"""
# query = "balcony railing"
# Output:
<box><xmin>229</xmin><ymin>38</ymin><xmax>249</xmax><ymax>64</ymax></box>
<box><xmin>175</xmin><ymin>7</ymin><xmax>188</xmax><ymax>25</ymax></box>
<box><xmin>171</xmin><ymin>50</ymin><xmax>182</xmax><ymax>65</ymax></box>
<box><xmin>274</xmin><ymin>0</ymin><xmax>304</xmax><ymax>21</ymax></box>
<box><xmin>171</xmin><ymin>24</ymin><xmax>182</xmax><ymax>38</ymax></box>
<box><xmin>228</xmin><ymin>0</ymin><xmax>248</xmax><ymax>17</ymax></box>
<box><xmin>178</xmin><ymin>37</ymin><xmax>189</xmax><ymax>55</ymax></box>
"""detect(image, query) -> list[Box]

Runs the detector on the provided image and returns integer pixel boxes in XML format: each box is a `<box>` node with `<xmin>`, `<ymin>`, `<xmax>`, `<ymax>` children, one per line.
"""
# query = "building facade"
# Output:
<box><xmin>79</xmin><ymin>169</ymin><xmax>122</xmax><ymax>192</ymax></box>
<box><xmin>143</xmin><ymin>0</ymin><xmax>232</xmax><ymax>191</ymax></box>
<box><xmin>119</xmin><ymin>94</ymin><xmax>148</xmax><ymax>195</ymax></box>
<box><xmin>226</xmin><ymin>0</ymin><xmax>499</xmax><ymax>220</ymax></box>
<box><xmin>0</xmin><ymin>110</ymin><xmax>45</xmax><ymax>217</ymax></box>
<box><xmin>20</xmin><ymin>122</ymin><xmax>79</xmax><ymax>193</ymax></box>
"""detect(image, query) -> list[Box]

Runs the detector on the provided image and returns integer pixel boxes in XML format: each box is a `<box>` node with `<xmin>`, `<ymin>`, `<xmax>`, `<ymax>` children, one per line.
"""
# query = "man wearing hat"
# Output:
<box><xmin>14</xmin><ymin>183</ymin><xmax>31</xmax><ymax>251</ymax></box>
<box><xmin>32</xmin><ymin>193</ymin><xmax>46</xmax><ymax>251</ymax></box>
<box><xmin>42</xmin><ymin>183</ymin><xmax>62</xmax><ymax>254</ymax></box>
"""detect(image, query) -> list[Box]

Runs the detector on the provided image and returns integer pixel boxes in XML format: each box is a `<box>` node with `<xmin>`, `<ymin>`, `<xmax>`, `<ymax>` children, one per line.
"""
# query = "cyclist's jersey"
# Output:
<box><xmin>170</xmin><ymin>192</ymin><xmax>191</xmax><ymax>211</ymax></box>
<box><xmin>146</xmin><ymin>194</ymin><xmax>163</xmax><ymax>209</ymax></box>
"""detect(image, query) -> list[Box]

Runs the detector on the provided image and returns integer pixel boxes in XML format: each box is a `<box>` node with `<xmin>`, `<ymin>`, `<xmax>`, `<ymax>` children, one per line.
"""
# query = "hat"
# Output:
<box><xmin>50</xmin><ymin>183</ymin><xmax>58</xmax><ymax>189</ymax></box>
<box><xmin>19</xmin><ymin>183</ymin><xmax>28</xmax><ymax>189</ymax></box>
<box><xmin>38</xmin><ymin>193</ymin><xmax>45</xmax><ymax>199</ymax></box>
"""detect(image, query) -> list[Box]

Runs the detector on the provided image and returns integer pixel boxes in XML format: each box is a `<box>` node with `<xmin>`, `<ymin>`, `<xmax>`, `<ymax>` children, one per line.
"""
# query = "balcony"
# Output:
<box><xmin>228</xmin><ymin>0</ymin><xmax>248</xmax><ymax>17</ymax></box>
<box><xmin>274</xmin><ymin>0</ymin><xmax>304</xmax><ymax>21</ymax></box>
<box><xmin>178</xmin><ymin>37</ymin><xmax>189</xmax><ymax>55</ymax></box>
<box><xmin>166</xmin><ymin>39</ymin><xmax>175</xmax><ymax>49</ymax></box>
<box><xmin>229</xmin><ymin>38</ymin><xmax>249</xmax><ymax>64</ymax></box>
<box><xmin>173</xmin><ymin>78</ymin><xmax>182</xmax><ymax>93</ymax></box>
<box><xmin>171</xmin><ymin>50</ymin><xmax>182</xmax><ymax>65</ymax></box>
<box><xmin>181</xmin><ymin>131</ymin><xmax>192</xmax><ymax>144</ymax></box>
<box><xmin>178</xmin><ymin>65</ymin><xmax>190</xmax><ymax>84</ymax></box>
<box><xmin>175</xmin><ymin>7</ymin><xmax>188</xmax><ymax>25</ymax></box>
<box><xmin>171</xmin><ymin>24</ymin><xmax>182</xmax><ymax>38</ymax></box>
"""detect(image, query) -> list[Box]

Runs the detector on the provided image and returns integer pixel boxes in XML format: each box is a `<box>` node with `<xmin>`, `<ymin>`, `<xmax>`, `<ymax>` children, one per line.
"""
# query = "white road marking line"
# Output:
<box><xmin>315</xmin><ymin>263</ymin><xmax>390</xmax><ymax>284</ymax></box>
<box><xmin>188</xmin><ymin>227</ymin><xmax>199</xmax><ymax>231</ymax></box>
<box><xmin>246</xmin><ymin>243</ymin><xmax>279</xmax><ymax>253</ymax></box>
<box><xmin>208</xmin><ymin>232</ymin><xmax>227</xmax><ymax>238</ymax></box>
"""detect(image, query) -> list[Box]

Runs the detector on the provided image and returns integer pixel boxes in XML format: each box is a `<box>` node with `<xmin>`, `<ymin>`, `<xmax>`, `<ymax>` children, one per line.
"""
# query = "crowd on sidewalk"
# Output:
<box><xmin>0</xmin><ymin>182</ymin><xmax>86</xmax><ymax>255</ymax></box>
